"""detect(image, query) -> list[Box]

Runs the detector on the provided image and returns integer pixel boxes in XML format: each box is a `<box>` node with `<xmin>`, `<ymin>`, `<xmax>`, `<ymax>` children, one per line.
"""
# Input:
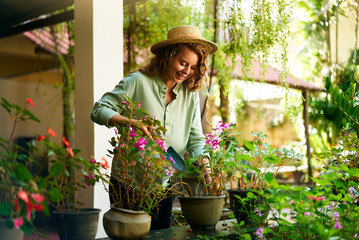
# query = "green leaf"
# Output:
<box><xmin>236</xmin><ymin>154</ymin><xmax>252</xmax><ymax>162</ymax></box>
<box><xmin>48</xmin><ymin>188</ymin><xmax>62</xmax><ymax>202</ymax></box>
<box><xmin>49</xmin><ymin>162</ymin><xmax>64</xmax><ymax>177</ymax></box>
<box><xmin>14</xmin><ymin>164</ymin><xmax>33</xmax><ymax>182</ymax></box>
<box><xmin>0</xmin><ymin>202</ymin><xmax>12</xmax><ymax>216</ymax></box>
<box><xmin>243</xmin><ymin>140</ymin><xmax>254</xmax><ymax>151</ymax></box>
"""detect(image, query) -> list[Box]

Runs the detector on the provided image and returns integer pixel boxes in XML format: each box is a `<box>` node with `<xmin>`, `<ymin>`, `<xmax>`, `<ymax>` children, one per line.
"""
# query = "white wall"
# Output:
<box><xmin>74</xmin><ymin>0</ymin><xmax>123</xmax><ymax>238</ymax></box>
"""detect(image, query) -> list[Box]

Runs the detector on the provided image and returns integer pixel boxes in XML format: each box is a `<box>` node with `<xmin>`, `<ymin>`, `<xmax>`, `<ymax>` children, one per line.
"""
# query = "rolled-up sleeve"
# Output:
<box><xmin>90</xmin><ymin>74</ymin><xmax>135</xmax><ymax>128</ymax></box>
<box><xmin>186</xmin><ymin>93</ymin><xmax>205</xmax><ymax>158</ymax></box>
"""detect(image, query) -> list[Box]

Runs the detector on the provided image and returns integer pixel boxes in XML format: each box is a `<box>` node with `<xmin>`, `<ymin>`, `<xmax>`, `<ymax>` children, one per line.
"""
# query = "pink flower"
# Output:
<box><xmin>307</xmin><ymin>195</ymin><xmax>325</xmax><ymax>201</ymax></box>
<box><xmin>303</xmin><ymin>212</ymin><xmax>310</xmax><ymax>216</ymax></box>
<box><xmin>289</xmin><ymin>200</ymin><xmax>294</xmax><ymax>205</ymax></box>
<box><xmin>90</xmin><ymin>158</ymin><xmax>96</xmax><ymax>164</ymax></box>
<box><xmin>328</xmin><ymin>201</ymin><xmax>338</xmax><ymax>210</ymax></box>
<box><xmin>114</xmin><ymin>128</ymin><xmax>118</xmax><ymax>135</ymax></box>
<box><xmin>30</xmin><ymin>193</ymin><xmax>44</xmax><ymax>203</ymax></box>
<box><xmin>13</xmin><ymin>217</ymin><xmax>24</xmax><ymax>229</ymax></box>
<box><xmin>333</xmin><ymin>211</ymin><xmax>340</xmax><ymax>221</ymax></box>
<box><xmin>129</xmin><ymin>127</ymin><xmax>137</xmax><ymax>137</ymax></box>
<box><xmin>131</xmin><ymin>161</ymin><xmax>137</xmax><ymax>166</ymax></box>
<box><xmin>137</xmin><ymin>101</ymin><xmax>142</xmax><ymax>108</ymax></box>
<box><xmin>25</xmin><ymin>98</ymin><xmax>34</xmax><ymax>107</ymax></box>
<box><xmin>165</xmin><ymin>166</ymin><xmax>174</xmax><ymax>176</ymax></box>
<box><xmin>17</xmin><ymin>190</ymin><xmax>29</xmax><ymax>203</ymax></box>
<box><xmin>135</xmin><ymin>138</ymin><xmax>147</xmax><ymax>151</ymax></box>
<box><xmin>156</xmin><ymin>139</ymin><xmax>166</xmax><ymax>151</ymax></box>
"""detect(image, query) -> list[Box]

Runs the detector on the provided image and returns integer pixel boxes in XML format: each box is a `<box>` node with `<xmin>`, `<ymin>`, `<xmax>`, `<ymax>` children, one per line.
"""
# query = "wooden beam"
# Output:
<box><xmin>302</xmin><ymin>89</ymin><xmax>313</xmax><ymax>182</ymax></box>
<box><xmin>0</xmin><ymin>10</ymin><xmax>74</xmax><ymax>39</ymax></box>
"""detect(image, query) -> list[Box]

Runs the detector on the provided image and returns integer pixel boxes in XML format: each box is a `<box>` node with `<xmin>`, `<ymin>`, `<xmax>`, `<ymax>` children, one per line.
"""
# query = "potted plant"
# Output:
<box><xmin>101</xmin><ymin>97</ymin><xmax>177</xmax><ymax>239</ymax></box>
<box><xmin>0</xmin><ymin>98</ymin><xmax>47</xmax><ymax>239</ymax></box>
<box><xmin>176</xmin><ymin>121</ymin><xmax>238</xmax><ymax>230</ymax></box>
<box><xmin>227</xmin><ymin>131</ymin><xmax>303</xmax><ymax>225</ymax></box>
<box><xmin>38</xmin><ymin>130</ymin><xmax>108</xmax><ymax>240</ymax></box>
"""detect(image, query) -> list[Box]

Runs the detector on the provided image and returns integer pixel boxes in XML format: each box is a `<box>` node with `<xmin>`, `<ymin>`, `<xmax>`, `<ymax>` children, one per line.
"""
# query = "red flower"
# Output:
<box><xmin>100</xmin><ymin>157</ymin><xmax>110</xmax><ymax>169</ymax></box>
<box><xmin>17</xmin><ymin>190</ymin><xmax>29</xmax><ymax>203</ymax></box>
<box><xmin>307</xmin><ymin>195</ymin><xmax>325</xmax><ymax>201</ymax></box>
<box><xmin>62</xmin><ymin>137</ymin><xmax>70</xmax><ymax>147</ymax></box>
<box><xmin>14</xmin><ymin>199</ymin><xmax>20</xmax><ymax>212</ymax></box>
<box><xmin>48</xmin><ymin>127</ymin><xmax>57</xmax><ymax>137</ymax></box>
<box><xmin>37</xmin><ymin>135</ymin><xmax>45</xmax><ymax>141</ymax></box>
<box><xmin>66</xmin><ymin>147</ymin><xmax>74</xmax><ymax>157</ymax></box>
<box><xmin>34</xmin><ymin>204</ymin><xmax>44</xmax><ymax>211</ymax></box>
<box><xmin>25</xmin><ymin>98</ymin><xmax>34</xmax><ymax>107</ymax></box>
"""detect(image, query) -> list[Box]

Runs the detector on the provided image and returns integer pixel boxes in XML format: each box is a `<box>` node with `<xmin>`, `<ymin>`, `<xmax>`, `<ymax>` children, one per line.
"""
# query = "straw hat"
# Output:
<box><xmin>151</xmin><ymin>25</ymin><xmax>218</xmax><ymax>55</ymax></box>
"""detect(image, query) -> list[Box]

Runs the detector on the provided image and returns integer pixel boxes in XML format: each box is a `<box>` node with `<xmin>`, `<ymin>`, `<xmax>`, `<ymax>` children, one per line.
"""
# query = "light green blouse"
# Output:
<box><xmin>91</xmin><ymin>71</ymin><xmax>205</xmax><ymax>184</ymax></box>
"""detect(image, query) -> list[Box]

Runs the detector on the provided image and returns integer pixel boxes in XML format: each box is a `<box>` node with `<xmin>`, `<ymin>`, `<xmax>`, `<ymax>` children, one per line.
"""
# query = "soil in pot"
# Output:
<box><xmin>228</xmin><ymin>189</ymin><xmax>268</xmax><ymax>225</ymax></box>
<box><xmin>54</xmin><ymin>208</ymin><xmax>101</xmax><ymax>240</ymax></box>
<box><xmin>178</xmin><ymin>195</ymin><xmax>225</xmax><ymax>230</ymax></box>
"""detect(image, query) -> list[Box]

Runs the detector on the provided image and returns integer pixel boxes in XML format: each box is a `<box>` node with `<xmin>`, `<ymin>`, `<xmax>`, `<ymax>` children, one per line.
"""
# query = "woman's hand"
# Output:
<box><xmin>109</xmin><ymin>114</ymin><xmax>155</xmax><ymax>140</ymax></box>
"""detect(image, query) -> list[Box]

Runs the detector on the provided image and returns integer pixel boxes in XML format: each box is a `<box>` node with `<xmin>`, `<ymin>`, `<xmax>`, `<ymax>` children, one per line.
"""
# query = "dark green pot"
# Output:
<box><xmin>54</xmin><ymin>208</ymin><xmax>101</xmax><ymax>240</ymax></box>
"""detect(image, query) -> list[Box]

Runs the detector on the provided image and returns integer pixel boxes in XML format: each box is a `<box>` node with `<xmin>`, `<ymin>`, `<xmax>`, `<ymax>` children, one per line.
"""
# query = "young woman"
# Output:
<box><xmin>91</xmin><ymin>25</ymin><xmax>217</xmax><ymax>230</ymax></box>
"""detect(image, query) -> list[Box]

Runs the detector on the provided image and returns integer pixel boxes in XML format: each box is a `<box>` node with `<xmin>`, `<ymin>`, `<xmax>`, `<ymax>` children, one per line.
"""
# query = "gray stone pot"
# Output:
<box><xmin>0</xmin><ymin>218</ymin><xmax>24</xmax><ymax>240</ymax></box>
<box><xmin>103</xmin><ymin>205</ymin><xmax>151</xmax><ymax>240</ymax></box>
<box><xmin>178</xmin><ymin>195</ymin><xmax>225</xmax><ymax>230</ymax></box>
<box><xmin>54</xmin><ymin>208</ymin><xmax>101</xmax><ymax>240</ymax></box>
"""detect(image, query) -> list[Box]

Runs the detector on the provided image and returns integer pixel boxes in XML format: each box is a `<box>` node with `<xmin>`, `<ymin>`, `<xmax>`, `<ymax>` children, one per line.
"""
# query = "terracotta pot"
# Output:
<box><xmin>178</xmin><ymin>195</ymin><xmax>225</xmax><ymax>230</ymax></box>
<box><xmin>54</xmin><ymin>208</ymin><xmax>101</xmax><ymax>240</ymax></box>
<box><xmin>0</xmin><ymin>218</ymin><xmax>24</xmax><ymax>240</ymax></box>
<box><xmin>228</xmin><ymin>189</ymin><xmax>268</xmax><ymax>225</ymax></box>
<box><xmin>103</xmin><ymin>205</ymin><xmax>151</xmax><ymax>240</ymax></box>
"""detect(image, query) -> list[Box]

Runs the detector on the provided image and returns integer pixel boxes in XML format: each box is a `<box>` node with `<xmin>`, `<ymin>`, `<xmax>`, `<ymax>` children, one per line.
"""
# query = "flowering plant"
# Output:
<box><xmin>180</xmin><ymin>121</ymin><xmax>239</xmax><ymax>196</ymax></box>
<box><xmin>106</xmin><ymin>97</ymin><xmax>175</xmax><ymax>212</ymax></box>
<box><xmin>0</xmin><ymin>98</ymin><xmax>46</xmax><ymax>234</ymax></box>
<box><xmin>38</xmin><ymin>128</ymin><xmax>108</xmax><ymax>212</ymax></box>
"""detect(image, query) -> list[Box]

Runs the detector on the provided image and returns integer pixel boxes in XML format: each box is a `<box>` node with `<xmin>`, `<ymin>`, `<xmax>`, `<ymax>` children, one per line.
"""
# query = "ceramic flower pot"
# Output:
<box><xmin>0</xmin><ymin>218</ymin><xmax>24</xmax><ymax>240</ymax></box>
<box><xmin>103</xmin><ymin>204</ymin><xmax>151</xmax><ymax>240</ymax></box>
<box><xmin>54</xmin><ymin>208</ymin><xmax>101</xmax><ymax>240</ymax></box>
<box><xmin>178</xmin><ymin>195</ymin><xmax>225</xmax><ymax>230</ymax></box>
<box><xmin>228</xmin><ymin>189</ymin><xmax>268</xmax><ymax>225</ymax></box>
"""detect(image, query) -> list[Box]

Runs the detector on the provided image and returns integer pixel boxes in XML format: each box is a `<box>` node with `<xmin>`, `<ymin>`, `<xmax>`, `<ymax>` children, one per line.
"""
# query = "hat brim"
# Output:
<box><xmin>151</xmin><ymin>38</ymin><xmax>218</xmax><ymax>55</ymax></box>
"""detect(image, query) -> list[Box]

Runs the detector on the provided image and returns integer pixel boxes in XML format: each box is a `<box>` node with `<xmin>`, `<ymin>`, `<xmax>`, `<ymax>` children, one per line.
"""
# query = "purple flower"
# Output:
<box><xmin>328</xmin><ymin>201</ymin><xmax>338</xmax><ymax>210</ymax></box>
<box><xmin>333</xmin><ymin>211</ymin><xmax>340</xmax><ymax>221</ymax></box>
<box><xmin>135</xmin><ymin>138</ymin><xmax>147</xmax><ymax>151</ymax></box>
<box><xmin>131</xmin><ymin>161</ymin><xmax>137</xmax><ymax>166</ymax></box>
<box><xmin>255</xmin><ymin>207</ymin><xmax>262</xmax><ymax>217</ymax></box>
<box><xmin>349</xmin><ymin>186</ymin><xmax>358</xmax><ymax>203</ymax></box>
<box><xmin>114</xmin><ymin>128</ymin><xmax>118</xmax><ymax>135</ymax></box>
<box><xmin>90</xmin><ymin>158</ymin><xmax>96</xmax><ymax>164</ymax></box>
<box><xmin>137</xmin><ymin>101</ymin><xmax>142</xmax><ymax>108</ymax></box>
<box><xmin>254</xmin><ymin>226</ymin><xmax>265</xmax><ymax>239</ymax></box>
<box><xmin>303</xmin><ymin>212</ymin><xmax>310</xmax><ymax>216</ymax></box>
<box><xmin>333</xmin><ymin>221</ymin><xmax>342</xmax><ymax>229</ymax></box>
<box><xmin>289</xmin><ymin>200</ymin><xmax>294</xmax><ymax>205</ymax></box>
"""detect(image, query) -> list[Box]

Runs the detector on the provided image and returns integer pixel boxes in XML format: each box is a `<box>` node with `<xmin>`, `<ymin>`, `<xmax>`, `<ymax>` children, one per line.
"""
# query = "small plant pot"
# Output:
<box><xmin>178</xmin><ymin>195</ymin><xmax>225</xmax><ymax>230</ymax></box>
<box><xmin>103</xmin><ymin>204</ymin><xmax>151</xmax><ymax>240</ymax></box>
<box><xmin>0</xmin><ymin>218</ymin><xmax>24</xmax><ymax>240</ymax></box>
<box><xmin>54</xmin><ymin>208</ymin><xmax>101</xmax><ymax>240</ymax></box>
<box><xmin>228</xmin><ymin>189</ymin><xmax>268</xmax><ymax>225</ymax></box>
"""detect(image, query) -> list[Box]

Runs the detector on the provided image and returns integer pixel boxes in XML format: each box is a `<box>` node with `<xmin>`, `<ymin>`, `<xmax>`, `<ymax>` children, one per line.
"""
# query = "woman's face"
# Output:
<box><xmin>163</xmin><ymin>46</ymin><xmax>199</xmax><ymax>85</ymax></box>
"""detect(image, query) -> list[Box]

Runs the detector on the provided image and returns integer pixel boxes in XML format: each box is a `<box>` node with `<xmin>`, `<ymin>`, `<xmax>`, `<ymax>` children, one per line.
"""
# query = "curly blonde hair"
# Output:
<box><xmin>139</xmin><ymin>43</ymin><xmax>209</xmax><ymax>92</ymax></box>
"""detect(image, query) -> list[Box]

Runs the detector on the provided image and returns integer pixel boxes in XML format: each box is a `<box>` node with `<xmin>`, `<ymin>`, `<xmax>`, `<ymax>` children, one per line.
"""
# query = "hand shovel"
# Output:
<box><xmin>165</xmin><ymin>146</ymin><xmax>186</xmax><ymax>172</ymax></box>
